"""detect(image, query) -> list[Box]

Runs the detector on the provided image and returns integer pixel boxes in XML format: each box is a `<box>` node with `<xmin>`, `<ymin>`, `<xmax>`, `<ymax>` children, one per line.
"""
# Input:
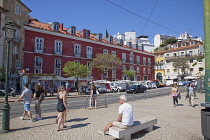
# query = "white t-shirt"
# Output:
<box><xmin>21</xmin><ymin>89</ymin><xmax>33</xmax><ymax>104</ymax></box>
<box><xmin>119</xmin><ymin>103</ymin><xmax>134</xmax><ymax>126</ymax></box>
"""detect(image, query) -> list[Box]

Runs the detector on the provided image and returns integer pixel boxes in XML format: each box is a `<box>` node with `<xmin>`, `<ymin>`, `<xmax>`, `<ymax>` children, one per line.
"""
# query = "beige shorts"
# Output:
<box><xmin>112</xmin><ymin>121</ymin><xmax>132</xmax><ymax>129</ymax></box>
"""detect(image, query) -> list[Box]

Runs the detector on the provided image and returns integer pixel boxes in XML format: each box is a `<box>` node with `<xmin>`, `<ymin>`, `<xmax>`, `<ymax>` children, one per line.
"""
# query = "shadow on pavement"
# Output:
<box><xmin>42</xmin><ymin>115</ymin><xmax>57</xmax><ymax>120</ymax></box>
<box><xmin>67</xmin><ymin>117</ymin><xmax>88</xmax><ymax>122</ymax></box>
<box><xmin>68</xmin><ymin>123</ymin><xmax>91</xmax><ymax>129</ymax></box>
<box><xmin>131</xmin><ymin>125</ymin><xmax>161</xmax><ymax>139</ymax></box>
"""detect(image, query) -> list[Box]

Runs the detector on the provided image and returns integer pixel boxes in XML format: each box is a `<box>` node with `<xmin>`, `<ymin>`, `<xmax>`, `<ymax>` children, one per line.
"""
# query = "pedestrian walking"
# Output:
<box><xmin>49</xmin><ymin>85</ymin><xmax>54</xmax><ymax>96</ymax></box>
<box><xmin>15</xmin><ymin>83</ymin><xmax>34</xmax><ymax>122</ymax></box>
<box><xmin>89</xmin><ymin>82</ymin><xmax>97</xmax><ymax>109</ymax></box>
<box><xmin>171</xmin><ymin>83</ymin><xmax>179</xmax><ymax>107</ymax></box>
<box><xmin>187</xmin><ymin>83</ymin><xmax>196</xmax><ymax>107</ymax></box>
<box><xmin>33</xmin><ymin>85</ymin><xmax>43</xmax><ymax>120</ymax></box>
<box><xmin>98</xmin><ymin>95</ymin><xmax>133</xmax><ymax>135</ymax></box>
<box><xmin>65</xmin><ymin>81</ymin><xmax>70</xmax><ymax>96</ymax></box>
<box><xmin>56</xmin><ymin>86</ymin><xmax>68</xmax><ymax>131</ymax></box>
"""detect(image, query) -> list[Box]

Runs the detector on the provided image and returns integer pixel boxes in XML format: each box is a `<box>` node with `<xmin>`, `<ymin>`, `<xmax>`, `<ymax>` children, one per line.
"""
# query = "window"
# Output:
<box><xmin>143</xmin><ymin>57</ymin><xmax>146</xmax><ymax>65</ymax></box>
<box><xmin>173</xmin><ymin>69</ymin><xmax>177</xmax><ymax>72</ymax></box>
<box><xmin>55</xmin><ymin>41</ymin><xmax>62</xmax><ymax>55</ymax></box>
<box><xmin>35</xmin><ymin>37</ymin><xmax>44</xmax><ymax>53</ymax></box>
<box><xmin>111</xmin><ymin>51</ymin><xmax>116</xmax><ymax>55</ymax></box>
<box><xmin>136</xmin><ymin>56</ymin><xmax>140</xmax><ymax>64</ymax></box>
<box><xmin>143</xmin><ymin>67</ymin><xmax>146</xmax><ymax>74</ymax></box>
<box><xmin>148</xmin><ymin>68</ymin><xmax>151</xmax><ymax>74</ymax></box>
<box><xmin>160</xmin><ymin>54</ymin><xmax>163</xmax><ymax>57</ymax></box>
<box><xmin>189</xmin><ymin>51</ymin><xmax>193</xmax><ymax>56</ymax></box>
<box><xmin>130</xmin><ymin>53</ymin><xmax>134</xmax><ymax>64</ymax></box>
<box><xmin>181</xmin><ymin>52</ymin><xmax>185</xmax><ymax>56</ymax></box>
<box><xmin>189</xmin><ymin>59</ymin><xmax>193</xmax><ymax>63</ymax></box>
<box><xmin>74</xmin><ymin>44</ymin><xmax>81</xmax><ymax>57</ymax></box>
<box><xmin>173</xmin><ymin>53</ymin><xmax>177</xmax><ymax>57</ymax></box>
<box><xmin>104</xmin><ymin>69</ymin><xmax>108</xmax><ymax>78</ymax></box>
<box><xmin>167</xmin><ymin>69</ymin><xmax>170</xmax><ymax>73</ymax></box>
<box><xmin>34</xmin><ymin>69</ymin><xmax>42</xmax><ymax>74</ymax></box>
<box><xmin>87</xmin><ymin>46</ymin><xmax>92</xmax><ymax>59</ymax></box>
<box><xmin>199</xmin><ymin>67</ymin><xmax>204</xmax><ymax>71</ymax></box>
<box><xmin>137</xmin><ymin>66</ymin><xmax>140</xmax><ymax>73</ymax></box>
<box><xmin>55</xmin><ymin>59</ymin><xmax>61</xmax><ymax>68</ymax></box>
<box><xmin>15</xmin><ymin>4</ymin><xmax>21</xmax><ymax>15</ymax></box>
<box><xmin>16</xmin><ymin>60</ymin><xmax>21</xmax><ymax>69</ymax></box>
<box><xmin>54</xmin><ymin>23</ymin><xmax>59</xmax><ymax>31</ymax></box>
<box><xmin>122</xmin><ymin>53</ymin><xmax>126</xmax><ymax>63</ymax></box>
<box><xmin>148</xmin><ymin>58</ymin><xmax>151</xmax><ymax>66</ymax></box>
<box><xmin>75</xmin><ymin>60</ymin><xmax>80</xmax><ymax>63</ymax></box>
<box><xmin>112</xmin><ymin>68</ymin><xmax>116</xmax><ymax>78</ymax></box>
<box><xmin>198</xmin><ymin>58</ymin><xmax>203</xmax><ymax>63</ymax></box>
<box><xmin>13</xmin><ymin>46</ymin><xmax>19</xmax><ymax>54</ymax></box>
<box><xmin>190</xmin><ymin>41</ymin><xmax>195</xmax><ymax>46</ymax></box>
<box><xmin>122</xmin><ymin>65</ymin><xmax>126</xmax><ymax>70</ymax></box>
<box><xmin>14</xmin><ymin>28</ymin><xmax>21</xmax><ymax>43</ymax></box>
<box><xmin>130</xmin><ymin>65</ymin><xmax>134</xmax><ymax>71</ymax></box>
<box><xmin>182</xmin><ymin>43</ymin><xmax>186</xmax><ymax>47</ymax></box>
<box><xmin>54</xmin><ymin>70</ymin><xmax>61</xmax><ymax>76</ymax></box>
<box><xmin>190</xmin><ymin>68</ymin><xmax>193</xmax><ymax>72</ymax></box>
<box><xmin>35</xmin><ymin>56</ymin><xmax>42</xmax><ymax>68</ymax></box>
<box><xmin>103</xmin><ymin>49</ymin><xmax>108</xmax><ymax>54</ymax></box>
<box><xmin>87</xmin><ymin>61</ymin><xmax>92</xmax><ymax>70</ymax></box>
<box><xmin>166</xmin><ymin>54</ymin><xmax>170</xmax><ymax>58</ymax></box>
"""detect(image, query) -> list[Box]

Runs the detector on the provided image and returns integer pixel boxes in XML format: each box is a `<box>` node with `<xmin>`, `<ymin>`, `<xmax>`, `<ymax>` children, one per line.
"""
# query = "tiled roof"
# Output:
<box><xmin>27</xmin><ymin>18</ymin><xmax>148</xmax><ymax>53</ymax></box>
<box><xmin>153</xmin><ymin>44</ymin><xmax>202</xmax><ymax>54</ymax></box>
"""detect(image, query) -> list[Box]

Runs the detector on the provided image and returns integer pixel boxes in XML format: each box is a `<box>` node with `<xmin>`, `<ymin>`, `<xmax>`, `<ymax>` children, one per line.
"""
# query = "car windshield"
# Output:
<box><xmin>130</xmin><ymin>85</ymin><xmax>138</xmax><ymax>88</ymax></box>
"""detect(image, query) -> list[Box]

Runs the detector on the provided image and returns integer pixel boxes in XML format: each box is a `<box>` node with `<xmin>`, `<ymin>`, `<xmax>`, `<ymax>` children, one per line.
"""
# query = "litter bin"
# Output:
<box><xmin>201</xmin><ymin>108</ymin><xmax>210</xmax><ymax>140</ymax></box>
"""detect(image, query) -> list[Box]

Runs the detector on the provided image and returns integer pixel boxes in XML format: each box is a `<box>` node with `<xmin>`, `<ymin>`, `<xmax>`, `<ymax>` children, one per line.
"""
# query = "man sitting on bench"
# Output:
<box><xmin>98</xmin><ymin>95</ymin><xmax>134</xmax><ymax>135</ymax></box>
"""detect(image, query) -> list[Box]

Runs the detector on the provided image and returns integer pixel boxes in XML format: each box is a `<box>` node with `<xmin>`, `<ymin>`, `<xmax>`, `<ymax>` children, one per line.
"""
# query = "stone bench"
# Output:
<box><xmin>109</xmin><ymin>116</ymin><xmax>157</xmax><ymax>140</ymax></box>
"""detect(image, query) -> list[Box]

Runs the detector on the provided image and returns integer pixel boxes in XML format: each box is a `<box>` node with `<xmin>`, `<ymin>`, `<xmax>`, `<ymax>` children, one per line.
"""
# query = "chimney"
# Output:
<box><xmin>59</xmin><ymin>23</ymin><xmax>63</xmax><ymax>30</ymax></box>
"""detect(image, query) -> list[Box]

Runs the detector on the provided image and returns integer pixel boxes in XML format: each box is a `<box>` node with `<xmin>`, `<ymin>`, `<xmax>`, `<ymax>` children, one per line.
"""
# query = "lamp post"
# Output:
<box><xmin>1</xmin><ymin>21</ymin><xmax>16</xmax><ymax>133</ymax></box>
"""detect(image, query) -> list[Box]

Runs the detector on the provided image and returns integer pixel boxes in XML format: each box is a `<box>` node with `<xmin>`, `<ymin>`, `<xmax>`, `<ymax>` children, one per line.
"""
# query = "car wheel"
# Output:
<box><xmin>0</xmin><ymin>91</ymin><xmax>5</xmax><ymax>96</ymax></box>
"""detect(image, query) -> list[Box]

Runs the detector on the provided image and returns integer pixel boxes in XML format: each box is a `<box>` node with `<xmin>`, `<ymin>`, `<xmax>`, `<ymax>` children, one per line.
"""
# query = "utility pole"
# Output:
<box><xmin>201</xmin><ymin>0</ymin><xmax>210</xmax><ymax>140</ymax></box>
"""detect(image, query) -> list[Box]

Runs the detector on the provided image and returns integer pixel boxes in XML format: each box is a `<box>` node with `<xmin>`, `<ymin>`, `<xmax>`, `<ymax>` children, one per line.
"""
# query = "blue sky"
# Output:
<box><xmin>21</xmin><ymin>0</ymin><xmax>204</xmax><ymax>43</ymax></box>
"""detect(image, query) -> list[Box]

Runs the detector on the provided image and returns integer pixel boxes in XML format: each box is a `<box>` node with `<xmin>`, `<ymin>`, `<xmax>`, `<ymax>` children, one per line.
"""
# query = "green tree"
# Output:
<box><xmin>123</xmin><ymin>69</ymin><xmax>135</xmax><ymax>80</ymax></box>
<box><xmin>165</xmin><ymin>38</ymin><xmax>177</xmax><ymax>45</ymax></box>
<box><xmin>160</xmin><ymin>43</ymin><xmax>166</xmax><ymax>47</ymax></box>
<box><xmin>172</xmin><ymin>58</ymin><xmax>189</xmax><ymax>79</ymax></box>
<box><xmin>92</xmin><ymin>53</ymin><xmax>122</xmax><ymax>80</ymax></box>
<box><xmin>63</xmin><ymin>61</ymin><xmax>89</xmax><ymax>93</ymax></box>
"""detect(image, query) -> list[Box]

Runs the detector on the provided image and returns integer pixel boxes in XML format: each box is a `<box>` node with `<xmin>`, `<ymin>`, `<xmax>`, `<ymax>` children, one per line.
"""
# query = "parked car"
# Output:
<box><xmin>126</xmin><ymin>84</ymin><xmax>146</xmax><ymax>94</ymax></box>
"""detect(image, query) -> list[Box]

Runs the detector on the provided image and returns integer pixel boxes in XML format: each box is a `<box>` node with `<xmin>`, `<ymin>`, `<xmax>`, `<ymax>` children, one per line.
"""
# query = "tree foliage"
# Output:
<box><xmin>63</xmin><ymin>61</ymin><xmax>89</xmax><ymax>91</ymax></box>
<box><xmin>165</xmin><ymin>38</ymin><xmax>177</xmax><ymax>45</ymax></box>
<box><xmin>160</xmin><ymin>43</ymin><xmax>166</xmax><ymax>47</ymax></box>
<box><xmin>123</xmin><ymin>70</ymin><xmax>135</xmax><ymax>80</ymax></box>
<box><xmin>172</xmin><ymin>58</ymin><xmax>189</xmax><ymax>74</ymax></box>
<box><xmin>92</xmin><ymin>53</ymin><xmax>122</xmax><ymax>72</ymax></box>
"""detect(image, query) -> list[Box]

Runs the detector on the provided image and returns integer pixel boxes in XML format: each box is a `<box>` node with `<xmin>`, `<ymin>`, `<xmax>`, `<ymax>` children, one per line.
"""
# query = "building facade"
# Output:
<box><xmin>23</xmin><ymin>19</ymin><xmax>155</xmax><ymax>83</ymax></box>
<box><xmin>153</xmin><ymin>40</ymin><xmax>204</xmax><ymax>83</ymax></box>
<box><xmin>0</xmin><ymin>0</ymin><xmax>31</xmax><ymax>89</ymax></box>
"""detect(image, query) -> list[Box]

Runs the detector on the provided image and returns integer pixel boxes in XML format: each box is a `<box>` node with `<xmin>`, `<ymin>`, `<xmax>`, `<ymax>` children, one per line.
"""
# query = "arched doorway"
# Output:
<box><xmin>156</xmin><ymin>72</ymin><xmax>163</xmax><ymax>82</ymax></box>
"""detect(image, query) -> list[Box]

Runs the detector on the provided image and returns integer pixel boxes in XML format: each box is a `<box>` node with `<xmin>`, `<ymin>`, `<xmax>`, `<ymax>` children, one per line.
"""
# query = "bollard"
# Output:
<box><xmin>85</xmin><ymin>96</ymin><xmax>89</xmax><ymax>109</ymax></box>
<box><xmin>133</xmin><ymin>91</ymin><xmax>135</xmax><ymax>102</ymax></box>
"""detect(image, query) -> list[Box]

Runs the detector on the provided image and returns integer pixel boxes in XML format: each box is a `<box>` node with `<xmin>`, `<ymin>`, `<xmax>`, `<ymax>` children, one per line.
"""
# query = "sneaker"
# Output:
<box><xmin>28</xmin><ymin>119</ymin><xmax>35</xmax><ymax>123</ymax></box>
<box><xmin>98</xmin><ymin>130</ymin><xmax>105</xmax><ymax>135</ymax></box>
<box><xmin>19</xmin><ymin>116</ymin><xmax>24</xmax><ymax>120</ymax></box>
<box><xmin>173</xmin><ymin>105</ymin><xmax>176</xmax><ymax>107</ymax></box>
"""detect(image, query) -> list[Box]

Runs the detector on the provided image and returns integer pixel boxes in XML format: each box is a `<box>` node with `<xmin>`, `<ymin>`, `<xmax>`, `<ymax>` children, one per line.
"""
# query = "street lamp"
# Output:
<box><xmin>1</xmin><ymin>21</ymin><xmax>16</xmax><ymax>133</ymax></box>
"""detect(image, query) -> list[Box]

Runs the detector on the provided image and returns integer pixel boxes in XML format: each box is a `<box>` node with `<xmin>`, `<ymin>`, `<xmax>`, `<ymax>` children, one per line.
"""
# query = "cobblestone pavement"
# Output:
<box><xmin>0</xmin><ymin>92</ymin><xmax>205</xmax><ymax>140</ymax></box>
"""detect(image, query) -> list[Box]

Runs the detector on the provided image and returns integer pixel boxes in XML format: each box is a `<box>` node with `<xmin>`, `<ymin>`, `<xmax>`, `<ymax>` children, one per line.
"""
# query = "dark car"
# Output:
<box><xmin>126</xmin><ymin>84</ymin><xmax>146</xmax><ymax>94</ymax></box>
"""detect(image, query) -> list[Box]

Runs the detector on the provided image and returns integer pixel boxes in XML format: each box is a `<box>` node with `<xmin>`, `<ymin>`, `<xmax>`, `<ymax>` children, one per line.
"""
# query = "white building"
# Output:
<box><xmin>154</xmin><ymin>34</ymin><xmax>175</xmax><ymax>48</ymax></box>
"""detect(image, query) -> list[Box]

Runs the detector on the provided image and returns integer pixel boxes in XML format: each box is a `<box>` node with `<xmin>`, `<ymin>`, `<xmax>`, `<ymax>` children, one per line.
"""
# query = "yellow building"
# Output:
<box><xmin>153</xmin><ymin>52</ymin><xmax>166</xmax><ymax>83</ymax></box>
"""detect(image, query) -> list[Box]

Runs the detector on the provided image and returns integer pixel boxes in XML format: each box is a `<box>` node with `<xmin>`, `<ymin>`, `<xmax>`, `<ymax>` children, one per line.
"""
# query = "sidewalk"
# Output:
<box><xmin>0</xmin><ymin>93</ymin><xmax>205</xmax><ymax>140</ymax></box>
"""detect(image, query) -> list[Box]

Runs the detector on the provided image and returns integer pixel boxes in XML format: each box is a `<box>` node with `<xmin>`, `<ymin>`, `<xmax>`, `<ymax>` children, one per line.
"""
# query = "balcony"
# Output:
<box><xmin>154</xmin><ymin>63</ymin><xmax>165</xmax><ymax>70</ymax></box>
<box><xmin>165</xmin><ymin>54</ymin><xmax>204</xmax><ymax>60</ymax></box>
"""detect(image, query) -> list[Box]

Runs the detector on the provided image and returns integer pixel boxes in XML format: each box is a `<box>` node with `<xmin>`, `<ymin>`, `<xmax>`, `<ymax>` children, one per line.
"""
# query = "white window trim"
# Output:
<box><xmin>35</xmin><ymin>56</ymin><xmax>42</xmax><ymax>68</ymax></box>
<box><xmin>54</xmin><ymin>40</ymin><xmax>62</xmax><ymax>55</ymax></box>
<box><xmin>112</xmin><ymin>68</ymin><xmax>116</xmax><ymax>78</ymax></box>
<box><xmin>16</xmin><ymin>60</ymin><xmax>21</xmax><ymax>69</ymax></box>
<box><xmin>122</xmin><ymin>53</ymin><xmax>126</xmax><ymax>63</ymax></box>
<box><xmin>34</xmin><ymin>69</ymin><xmax>42</xmax><ymax>74</ymax></box>
<box><xmin>54</xmin><ymin>70</ymin><xmax>61</xmax><ymax>76</ymax></box>
<box><xmin>74</xmin><ymin>44</ymin><xmax>81</xmax><ymax>57</ymax></box>
<box><xmin>35</xmin><ymin>37</ymin><xmax>44</xmax><ymax>53</ymax></box>
<box><xmin>15</xmin><ymin>4</ymin><xmax>21</xmax><ymax>15</ymax></box>
<box><xmin>86</xmin><ymin>46</ymin><xmax>92</xmax><ymax>59</ymax></box>
<box><xmin>103</xmin><ymin>49</ymin><xmax>108</xmax><ymax>54</ymax></box>
<box><xmin>55</xmin><ymin>59</ymin><xmax>61</xmax><ymax>69</ymax></box>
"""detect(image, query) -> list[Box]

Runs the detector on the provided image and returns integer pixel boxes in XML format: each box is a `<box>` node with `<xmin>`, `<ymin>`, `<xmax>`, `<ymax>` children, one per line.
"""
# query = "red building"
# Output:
<box><xmin>23</xmin><ymin>18</ymin><xmax>155</xmax><ymax>82</ymax></box>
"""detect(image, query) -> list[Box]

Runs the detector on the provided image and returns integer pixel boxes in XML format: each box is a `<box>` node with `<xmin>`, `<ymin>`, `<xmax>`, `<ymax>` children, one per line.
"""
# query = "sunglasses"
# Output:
<box><xmin>118</xmin><ymin>99</ymin><xmax>121</xmax><ymax>100</ymax></box>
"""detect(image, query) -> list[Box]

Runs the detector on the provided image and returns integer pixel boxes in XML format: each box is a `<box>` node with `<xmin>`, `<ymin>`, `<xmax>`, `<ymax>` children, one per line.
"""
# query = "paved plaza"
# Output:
<box><xmin>0</xmin><ymin>92</ymin><xmax>205</xmax><ymax>140</ymax></box>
